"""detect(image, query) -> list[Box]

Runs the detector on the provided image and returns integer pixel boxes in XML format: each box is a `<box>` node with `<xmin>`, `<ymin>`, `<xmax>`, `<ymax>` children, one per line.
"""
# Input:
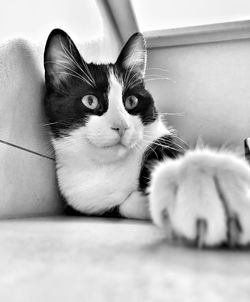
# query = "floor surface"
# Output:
<box><xmin>0</xmin><ymin>217</ymin><xmax>249</xmax><ymax>301</ymax></box>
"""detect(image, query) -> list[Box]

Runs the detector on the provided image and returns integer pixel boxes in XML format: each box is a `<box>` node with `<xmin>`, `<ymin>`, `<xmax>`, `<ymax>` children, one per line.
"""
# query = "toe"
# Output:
<box><xmin>227</xmin><ymin>214</ymin><xmax>242</xmax><ymax>248</ymax></box>
<box><xmin>196</xmin><ymin>219</ymin><xmax>207</xmax><ymax>248</ymax></box>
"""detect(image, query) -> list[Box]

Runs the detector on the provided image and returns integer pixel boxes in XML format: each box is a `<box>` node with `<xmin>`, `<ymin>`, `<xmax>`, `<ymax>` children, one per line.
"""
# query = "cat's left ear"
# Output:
<box><xmin>116</xmin><ymin>33</ymin><xmax>147</xmax><ymax>77</ymax></box>
<box><xmin>44</xmin><ymin>28</ymin><xmax>84</xmax><ymax>88</ymax></box>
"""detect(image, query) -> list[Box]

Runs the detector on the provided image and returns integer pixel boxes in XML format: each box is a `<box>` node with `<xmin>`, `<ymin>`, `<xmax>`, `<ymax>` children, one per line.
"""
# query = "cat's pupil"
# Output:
<box><xmin>129</xmin><ymin>98</ymin><xmax>134</xmax><ymax>106</ymax></box>
<box><xmin>88</xmin><ymin>96</ymin><xmax>93</xmax><ymax>105</ymax></box>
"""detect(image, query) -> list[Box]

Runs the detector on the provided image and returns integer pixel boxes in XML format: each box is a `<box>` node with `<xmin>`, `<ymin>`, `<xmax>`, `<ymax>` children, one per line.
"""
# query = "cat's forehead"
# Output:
<box><xmin>88</xmin><ymin>63</ymin><xmax>141</xmax><ymax>95</ymax></box>
<box><xmin>87</xmin><ymin>63</ymin><xmax>110</xmax><ymax>91</ymax></box>
<box><xmin>107</xmin><ymin>70</ymin><xmax>123</xmax><ymax>107</ymax></box>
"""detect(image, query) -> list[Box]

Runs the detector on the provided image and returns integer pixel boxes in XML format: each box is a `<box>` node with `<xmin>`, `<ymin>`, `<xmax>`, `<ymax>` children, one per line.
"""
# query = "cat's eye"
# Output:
<box><xmin>125</xmin><ymin>95</ymin><xmax>138</xmax><ymax>110</ymax></box>
<box><xmin>81</xmin><ymin>95</ymin><xmax>99</xmax><ymax>110</ymax></box>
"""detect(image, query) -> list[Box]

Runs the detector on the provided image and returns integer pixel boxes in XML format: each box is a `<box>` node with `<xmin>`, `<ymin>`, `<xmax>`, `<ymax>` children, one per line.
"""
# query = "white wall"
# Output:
<box><xmin>146</xmin><ymin>39</ymin><xmax>250</xmax><ymax>148</ymax></box>
<box><xmin>132</xmin><ymin>0</ymin><xmax>250</xmax><ymax>31</ymax></box>
<box><xmin>0</xmin><ymin>0</ymin><xmax>121</xmax><ymax>60</ymax></box>
<box><xmin>0</xmin><ymin>0</ymin><xmax>102</xmax><ymax>43</ymax></box>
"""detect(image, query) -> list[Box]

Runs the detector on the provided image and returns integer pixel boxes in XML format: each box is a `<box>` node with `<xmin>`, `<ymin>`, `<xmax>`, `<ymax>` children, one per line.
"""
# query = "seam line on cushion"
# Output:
<box><xmin>0</xmin><ymin>139</ymin><xmax>54</xmax><ymax>161</ymax></box>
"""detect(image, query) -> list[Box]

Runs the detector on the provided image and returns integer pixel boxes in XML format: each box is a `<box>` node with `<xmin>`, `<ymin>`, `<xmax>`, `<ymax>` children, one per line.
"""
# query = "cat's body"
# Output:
<box><xmin>44</xmin><ymin>29</ymin><xmax>250</xmax><ymax>247</ymax></box>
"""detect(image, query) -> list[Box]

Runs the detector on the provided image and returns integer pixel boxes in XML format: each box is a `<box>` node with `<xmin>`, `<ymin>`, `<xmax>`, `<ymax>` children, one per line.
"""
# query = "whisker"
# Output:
<box><xmin>67</xmin><ymin>38</ymin><xmax>96</xmax><ymax>86</ymax></box>
<box><xmin>144</xmin><ymin>140</ymin><xmax>184</xmax><ymax>153</ymax></box>
<box><xmin>146</xmin><ymin>67</ymin><xmax>169</xmax><ymax>73</ymax></box>
<box><xmin>57</xmin><ymin>71</ymin><xmax>93</xmax><ymax>86</ymax></box>
<box><xmin>166</xmin><ymin>133</ymin><xmax>189</xmax><ymax>147</ymax></box>
<box><xmin>159</xmin><ymin>112</ymin><xmax>185</xmax><ymax>117</ymax></box>
<box><xmin>60</xmin><ymin>40</ymin><xmax>93</xmax><ymax>81</ymax></box>
<box><xmin>144</xmin><ymin>77</ymin><xmax>176</xmax><ymax>84</ymax></box>
<box><xmin>144</xmin><ymin>132</ymin><xmax>186</xmax><ymax>147</ymax></box>
<box><xmin>42</xmin><ymin>121</ymin><xmax>60</xmax><ymax>127</ymax></box>
<box><xmin>59</xmin><ymin>38</ymin><xmax>96</xmax><ymax>87</ymax></box>
<box><xmin>146</xmin><ymin>141</ymin><xmax>182</xmax><ymax>154</ymax></box>
<box><xmin>45</xmin><ymin>59</ymin><xmax>94</xmax><ymax>87</ymax></box>
<box><xmin>125</xmin><ymin>70</ymin><xmax>143</xmax><ymax>90</ymax></box>
<box><xmin>143</xmin><ymin>135</ymin><xmax>186</xmax><ymax>152</ymax></box>
<box><xmin>124</xmin><ymin>49</ymin><xmax>144</xmax><ymax>89</ymax></box>
<box><xmin>142</xmin><ymin>142</ymin><xmax>159</xmax><ymax>159</ymax></box>
<box><xmin>126</xmin><ymin>77</ymin><xmax>142</xmax><ymax>89</ymax></box>
<box><xmin>145</xmin><ymin>73</ymin><xmax>170</xmax><ymax>78</ymax></box>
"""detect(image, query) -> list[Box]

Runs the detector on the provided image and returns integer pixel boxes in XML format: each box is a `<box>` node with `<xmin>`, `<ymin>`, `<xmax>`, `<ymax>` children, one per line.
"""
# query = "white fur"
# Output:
<box><xmin>53</xmin><ymin>70</ymin><xmax>169</xmax><ymax>215</ymax></box>
<box><xmin>119</xmin><ymin>191</ymin><xmax>150</xmax><ymax>219</ymax></box>
<box><xmin>149</xmin><ymin>148</ymin><xmax>250</xmax><ymax>246</ymax></box>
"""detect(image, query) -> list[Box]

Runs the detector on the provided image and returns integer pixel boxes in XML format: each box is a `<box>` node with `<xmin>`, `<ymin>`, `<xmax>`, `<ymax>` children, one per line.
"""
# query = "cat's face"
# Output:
<box><xmin>44</xmin><ymin>29</ymin><xmax>157</xmax><ymax>162</ymax></box>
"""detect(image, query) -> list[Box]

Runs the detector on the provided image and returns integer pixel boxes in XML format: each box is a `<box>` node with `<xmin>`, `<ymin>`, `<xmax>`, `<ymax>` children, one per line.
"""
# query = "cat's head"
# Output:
<box><xmin>44</xmin><ymin>29</ymin><xmax>158</xmax><ymax>162</ymax></box>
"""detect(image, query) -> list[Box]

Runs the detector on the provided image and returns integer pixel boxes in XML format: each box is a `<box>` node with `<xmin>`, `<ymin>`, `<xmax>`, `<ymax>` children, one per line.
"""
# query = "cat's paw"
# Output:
<box><xmin>149</xmin><ymin>149</ymin><xmax>250</xmax><ymax>247</ymax></box>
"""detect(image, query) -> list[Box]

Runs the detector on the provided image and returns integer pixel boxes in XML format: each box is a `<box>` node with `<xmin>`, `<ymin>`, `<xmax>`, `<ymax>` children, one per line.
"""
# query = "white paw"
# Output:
<box><xmin>149</xmin><ymin>149</ymin><xmax>250</xmax><ymax>247</ymax></box>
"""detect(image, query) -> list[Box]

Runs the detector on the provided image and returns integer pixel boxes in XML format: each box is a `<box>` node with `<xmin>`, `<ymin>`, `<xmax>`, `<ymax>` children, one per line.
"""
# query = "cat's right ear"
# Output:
<box><xmin>44</xmin><ymin>29</ymin><xmax>83</xmax><ymax>88</ymax></box>
<box><xmin>116</xmin><ymin>32</ymin><xmax>147</xmax><ymax>77</ymax></box>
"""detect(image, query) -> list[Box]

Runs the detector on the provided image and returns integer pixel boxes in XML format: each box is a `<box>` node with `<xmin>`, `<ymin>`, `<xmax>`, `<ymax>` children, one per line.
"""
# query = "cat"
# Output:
<box><xmin>44</xmin><ymin>28</ymin><xmax>250</xmax><ymax>248</ymax></box>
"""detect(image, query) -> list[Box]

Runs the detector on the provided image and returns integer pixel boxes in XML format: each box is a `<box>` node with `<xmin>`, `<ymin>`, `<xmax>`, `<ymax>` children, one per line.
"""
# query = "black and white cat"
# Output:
<box><xmin>44</xmin><ymin>29</ymin><xmax>250</xmax><ymax>248</ymax></box>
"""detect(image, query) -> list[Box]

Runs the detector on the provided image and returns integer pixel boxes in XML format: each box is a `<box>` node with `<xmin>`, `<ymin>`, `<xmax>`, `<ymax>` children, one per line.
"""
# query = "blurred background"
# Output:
<box><xmin>1</xmin><ymin>0</ymin><xmax>250</xmax><ymax>42</ymax></box>
<box><xmin>0</xmin><ymin>0</ymin><xmax>102</xmax><ymax>43</ymax></box>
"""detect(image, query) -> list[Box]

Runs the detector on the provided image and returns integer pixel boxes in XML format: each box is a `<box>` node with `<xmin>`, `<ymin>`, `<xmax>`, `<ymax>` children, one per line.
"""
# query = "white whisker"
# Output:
<box><xmin>159</xmin><ymin>112</ymin><xmax>185</xmax><ymax>117</ymax></box>
<box><xmin>146</xmin><ymin>67</ymin><xmax>169</xmax><ymax>73</ymax></box>
<box><xmin>144</xmin><ymin>77</ymin><xmax>176</xmax><ymax>84</ymax></box>
<box><xmin>42</xmin><ymin>121</ymin><xmax>60</xmax><ymax>127</ymax></box>
<box><xmin>59</xmin><ymin>38</ymin><xmax>96</xmax><ymax>87</ymax></box>
<box><xmin>46</xmin><ymin>59</ymin><xmax>94</xmax><ymax>87</ymax></box>
<box><xmin>143</xmin><ymin>134</ymin><xmax>186</xmax><ymax>151</ymax></box>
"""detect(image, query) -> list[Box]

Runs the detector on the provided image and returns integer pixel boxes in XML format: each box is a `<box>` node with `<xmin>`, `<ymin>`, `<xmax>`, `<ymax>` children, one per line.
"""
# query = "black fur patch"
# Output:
<box><xmin>113</xmin><ymin>65</ymin><xmax>158</xmax><ymax>125</ymax></box>
<box><xmin>64</xmin><ymin>201</ymin><xmax>123</xmax><ymax>218</ymax></box>
<box><xmin>44</xmin><ymin>64</ymin><xmax>111</xmax><ymax>138</ymax></box>
<box><xmin>139</xmin><ymin>135</ymin><xmax>185</xmax><ymax>193</ymax></box>
<box><xmin>44</xmin><ymin>29</ymin><xmax>111</xmax><ymax>138</ymax></box>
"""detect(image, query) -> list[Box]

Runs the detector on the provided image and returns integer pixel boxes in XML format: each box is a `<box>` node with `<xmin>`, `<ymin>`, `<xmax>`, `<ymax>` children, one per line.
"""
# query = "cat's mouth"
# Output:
<box><xmin>102</xmin><ymin>142</ymin><xmax>126</xmax><ymax>149</ymax></box>
<box><xmin>86</xmin><ymin>138</ymin><xmax>127</xmax><ymax>150</ymax></box>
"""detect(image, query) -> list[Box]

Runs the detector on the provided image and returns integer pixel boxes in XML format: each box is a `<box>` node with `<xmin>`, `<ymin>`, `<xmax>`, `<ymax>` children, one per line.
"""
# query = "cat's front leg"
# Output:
<box><xmin>119</xmin><ymin>191</ymin><xmax>150</xmax><ymax>220</ymax></box>
<box><xmin>149</xmin><ymin>149</ymin><xmax>250</xmax><ymax>247</ymax></box>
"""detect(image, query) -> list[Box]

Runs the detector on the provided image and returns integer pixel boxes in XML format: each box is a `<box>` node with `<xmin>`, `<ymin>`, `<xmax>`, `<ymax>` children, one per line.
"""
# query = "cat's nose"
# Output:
<box><xmin>111</xmin><ymin>126</ymin><xmax>128</xmax><ymax>137</ymax></box>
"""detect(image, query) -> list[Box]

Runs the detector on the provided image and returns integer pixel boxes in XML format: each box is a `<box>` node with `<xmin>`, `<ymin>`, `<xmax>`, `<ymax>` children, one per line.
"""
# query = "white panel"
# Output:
<box><xmin>132</xmin><ymin>0</ymin><xmax>250</xmax><ymax>31</ymax></box>
<box><xmin>146</xmin><ymin>39</ymin><xmax>250</xmax><ymax>149</ymax></box>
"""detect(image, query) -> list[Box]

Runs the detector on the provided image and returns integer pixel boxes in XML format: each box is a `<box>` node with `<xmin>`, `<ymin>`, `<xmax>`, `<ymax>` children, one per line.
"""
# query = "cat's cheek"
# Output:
<box><xmin>84</xmin><ymin>117</ymin><xmax>116</xmax><ymax>147</ymax></box>
<box><xmin>122</xmin><ymin>117</ymin><xmax>144</xmax><ymax>147</ymax></box>
<box><xmin>123</xmin><ymin>129</ymin><xmax>143</xmax><ymax>148</ymax></box>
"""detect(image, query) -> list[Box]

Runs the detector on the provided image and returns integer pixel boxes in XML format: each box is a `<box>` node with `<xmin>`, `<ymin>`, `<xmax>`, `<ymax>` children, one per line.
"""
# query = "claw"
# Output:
<box><xmin>244</xmin><ymin>138</ymin><xmax>250</xmax><ymax>164</ymax></box>
<box><xmin>196</xmin><ymin>219</ymin><xmax>207</xmax><ymax>249</ymax></box>
<box><xmin>227</xmin><ymin>214</ymin><xmax>242</xmax><ymax>248</ymax></box>
<box><xmin>214</xmin><ymin>176</ymin><xmax>243</xmax><ymax>248</ymax></box>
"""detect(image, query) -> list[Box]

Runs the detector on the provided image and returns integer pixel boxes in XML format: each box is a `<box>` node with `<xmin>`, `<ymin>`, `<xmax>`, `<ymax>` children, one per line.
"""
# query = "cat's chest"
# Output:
<box><xmin>56</xmin><ymin>151</ymin><xmax>143</xmax><ymax>213</ymax></box>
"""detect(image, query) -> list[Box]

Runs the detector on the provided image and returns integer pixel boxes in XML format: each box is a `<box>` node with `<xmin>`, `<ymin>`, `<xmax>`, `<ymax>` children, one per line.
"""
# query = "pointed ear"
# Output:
<box><xmin>116</xmin><ymin>33</ymin><xmax>147</xmax><ymax>77</ymax></box>
<box><xmin>44</xmin><ymin>28</ymin><xmax>84</xmax><ymax>88</ymax></box>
